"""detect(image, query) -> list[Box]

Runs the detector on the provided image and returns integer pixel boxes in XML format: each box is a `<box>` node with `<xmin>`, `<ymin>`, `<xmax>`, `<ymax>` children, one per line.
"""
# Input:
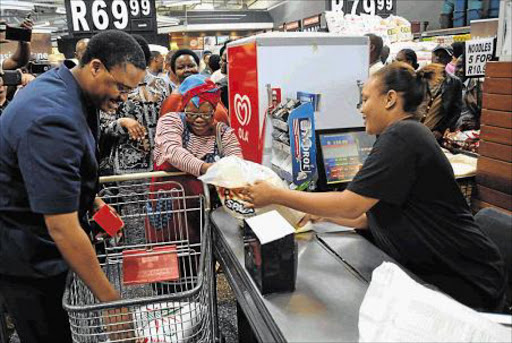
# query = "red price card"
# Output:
<box><xmin>92</xmin><ymin>205</ymin><xmax>124</xmax><ymax>237</ymax></box>
<box><xmin>122</xmin><ymin>245</ymin><xmax>179</xmax><ymax>285</ymax></box>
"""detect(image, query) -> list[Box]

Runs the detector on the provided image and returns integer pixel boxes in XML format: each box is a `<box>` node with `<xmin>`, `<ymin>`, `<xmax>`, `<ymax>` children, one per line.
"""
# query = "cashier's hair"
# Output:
<box><xmin>374</xmin><ymin>62</ymin><xmax>435</xmax><ymax>115</ymax></box>
<box><xmin>81</xmin><ymin>30</ymin><xmax>146</xmax><ymax>70</ymax></box>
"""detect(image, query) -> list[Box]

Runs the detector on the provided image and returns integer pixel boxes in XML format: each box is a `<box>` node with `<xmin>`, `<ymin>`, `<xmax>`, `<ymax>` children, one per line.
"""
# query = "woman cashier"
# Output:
<box><xmin>243</xmin><ymin>62</ymin><xmax>506</xmax><ymax>312</ymax></box>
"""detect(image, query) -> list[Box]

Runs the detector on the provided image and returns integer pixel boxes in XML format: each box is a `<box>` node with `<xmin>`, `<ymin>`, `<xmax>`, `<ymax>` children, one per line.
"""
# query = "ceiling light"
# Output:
<box><xmin>162</xmin><ymin>0</ymin><xmax>201</xmax><ymax>7</ymax></box>
<box><xmin>0</xmin><ymin>0</ymin><xmax>34</xmax><ymax>11</ymax></box>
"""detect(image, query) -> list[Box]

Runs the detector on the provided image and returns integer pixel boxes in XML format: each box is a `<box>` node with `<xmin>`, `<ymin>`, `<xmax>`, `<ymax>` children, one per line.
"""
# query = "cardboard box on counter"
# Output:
<box><xmin>243</xmin><ymin>211</ymin><xmax>297</xmax><ymax>295</ymax></box>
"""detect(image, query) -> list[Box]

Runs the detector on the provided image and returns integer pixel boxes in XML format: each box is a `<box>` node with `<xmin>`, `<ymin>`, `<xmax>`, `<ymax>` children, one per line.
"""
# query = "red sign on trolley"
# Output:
<box><xmin>122</xmin><ymin>245</ymin><xmax>180</xmax><ymax>285</ymax></box>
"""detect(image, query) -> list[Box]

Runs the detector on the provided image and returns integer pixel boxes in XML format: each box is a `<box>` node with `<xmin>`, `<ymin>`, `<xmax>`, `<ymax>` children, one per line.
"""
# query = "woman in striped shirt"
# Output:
<box><xmin>148</xmin><ymin>74</ymin><xmax>241</xmax><ymax>248</ymax></box>
<box><xmin>154</xmin><ymin>74</ymin><xmax>242</xmax><ymax>175</ymax></box>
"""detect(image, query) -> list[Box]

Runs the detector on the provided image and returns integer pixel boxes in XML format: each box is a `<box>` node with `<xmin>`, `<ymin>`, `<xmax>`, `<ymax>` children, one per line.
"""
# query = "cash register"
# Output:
<box><xmin>316</xmin><ymin>128</ymin><xmax>375</xmax><ymax>191</ymax></box>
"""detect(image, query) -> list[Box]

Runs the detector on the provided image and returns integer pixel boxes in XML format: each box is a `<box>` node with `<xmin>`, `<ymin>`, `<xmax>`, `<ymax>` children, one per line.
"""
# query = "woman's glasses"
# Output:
<box><xmin>185</xmin><ymin>111</ymin><xmax>214</xmax><ymax>120</ymax></box>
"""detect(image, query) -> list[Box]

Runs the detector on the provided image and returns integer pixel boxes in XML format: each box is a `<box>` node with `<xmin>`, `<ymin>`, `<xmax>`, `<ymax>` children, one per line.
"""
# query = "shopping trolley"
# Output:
<box><xmin>63</xmin><ymin>172</ymin><xmax>217</xmax><ymax>343</ymax></box>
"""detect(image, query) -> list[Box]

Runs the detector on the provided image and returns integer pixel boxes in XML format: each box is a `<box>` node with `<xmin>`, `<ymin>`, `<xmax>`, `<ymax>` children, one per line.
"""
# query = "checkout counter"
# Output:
<box><xmin>210</xmin><ymin>150</ymin><xmax>479</xmax><ymax>342</ymax></box>
<box><xmin>211</xmin><ymin>208</ymin><xmax>419</xmax><ymax>342</ymax></box>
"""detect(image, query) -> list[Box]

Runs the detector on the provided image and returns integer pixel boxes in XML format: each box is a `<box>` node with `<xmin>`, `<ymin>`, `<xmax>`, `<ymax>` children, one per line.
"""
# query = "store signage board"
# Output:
<box><xmin>333</xmin><ymin>0</ymin><xmax>396</xmax><ymax>17</ymax></box>
<box><xmin>285</xmin><ymin>21</ymin><xmax>301</xmax><ymax>32</ymax></box>
<box><xmin>64</xmin><ymin>0</ymin><xmax>157</xmax><ymax>36</ymax></box>
<box><xmin>465</xmin><ymin>37</ymin><xmax>496</xmax><ymax>77</ymax></box>
<box><xmin>303</xmin><ymin>15</ymin><xmax>322</xmax><ymax>33</ymax></box>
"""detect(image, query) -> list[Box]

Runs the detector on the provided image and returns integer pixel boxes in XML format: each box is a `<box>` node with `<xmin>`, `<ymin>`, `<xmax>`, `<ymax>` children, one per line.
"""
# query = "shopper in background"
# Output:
<box><xmin>0</xmin><ymin>30</ymin><xmax>146</xmax><ymax>342</ymax></box>
<box><xmin>365</xmin><ymin>33</ymin><xmax>384</xmax><ymax>75</ymax></box>
<box><xmin>169</xmin><ymin>48</ymin><xmax>200</xmax><ymax>86</ymax></box>
<box><xmin>419</xmin><ymin>59</ymin><xmax>462</xmax><ymax>141</ymax></box>
<box><xmin>159</xmin><ymin>49</ymin><xmax>230</xmax><ymax>123</ymax></box>
<box><xmin>395</xmin><ymin>48</ymin><xmax>420</xmax><ymax>70</ymax></box>
<box><xmin>207</xmin><ymin>54</ymin><xmax>221</xmax><ymax>75</ymax></box>
<box><xmin>0</xmin><ymin>18</ymin><xmax>33</xmax><ymax>72</ymax></box>
<box><xmin>148</xmin><ymin>50</ymin><xmax>164</xmax><ymax>77</ymax></box>
<box><xmin>99</xmin><ymin>34</ymin><xmax>168</xmax><ymax>176</ymax></box>
<box><xmin>155</xmin><ymin>74</ymin><xmax>241</xmax><ymax>176</ymax></box>
<box><xmin>199</xmin><ymin>50</ymin><xmax>212</xmax><ymax>75</ymax></box>
<box><xmin>63</xmin><ymin>38</ymin><xmax>90</xmax><ymax>69</ymax></box>
<box><xmin>381</xmin><ymin>45</ymin><xmax>390</xmax><ymax>65</ymax></box>
<box><xmin>446</xmin><ymin>41</ymin><xmax>465</xmax><ymax>75</ymax></box>
<box><xmin>243</xmin><ymin>62</ymin><xmax>506</xmax><ymax>313</ymax></box>
<box><xmin>454</xmin><ymin>54</ymin><xmax>482</xmax><ymax>131</ymax></box>
<box><xmin>162</xmin><ymin>51</ymin><xmax>179</xmax><ymax>93</ymax></box>
<box><xmin>210</xmin><ymin>44</ymin><xmax>228</xmax><ymax>84</ymax></box>
<box><xmin>0</xmin><ymin>83</ymin><xmax>9</xmax><ymax>116</ymax></box>
<box><xmin>432</xmin><ymin>44</ymin><xmax>454</xmax><ymax>66</ymax></box>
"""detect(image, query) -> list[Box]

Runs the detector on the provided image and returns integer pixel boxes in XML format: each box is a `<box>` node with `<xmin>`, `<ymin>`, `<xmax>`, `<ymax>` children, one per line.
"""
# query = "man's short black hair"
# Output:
<box><xmin>203</xmin><ymin>50</ymin><xmax>212</xmax><ymax>56</ymax></box>
<box><xmin>81</xmin><ymin>30</ymin><xmax>146</xmax><ymax>70</ymax></box>
<box><xmin>131</xmin><ymin>34</ymin><xmax>151</xmax><ymax>66</ymax></box>
<box><xmin>170</xmin><ymin>49</ymin><xmax>199</xmax><ymax>73</ymax></box>
<box><xmin>220</xmin><ymin>40</ymin><xmax>232</xmax><ymax>58</ymax></box>
<box><xmin>208</xmin><ymin>54</ymin><xmax>221</xmax><ymax>72</ymax></box>
<box><xmin>452</xmin><ymin>41</ymin><xmax>465</xmax><ymax>59</ymax></box>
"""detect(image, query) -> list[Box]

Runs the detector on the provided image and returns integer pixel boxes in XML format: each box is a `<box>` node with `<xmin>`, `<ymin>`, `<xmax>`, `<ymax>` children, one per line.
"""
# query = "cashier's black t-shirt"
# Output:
<box><xmin>348</xmin><ymin>119</ymin><xmax>506</xmax><ymax>310</ymax></box>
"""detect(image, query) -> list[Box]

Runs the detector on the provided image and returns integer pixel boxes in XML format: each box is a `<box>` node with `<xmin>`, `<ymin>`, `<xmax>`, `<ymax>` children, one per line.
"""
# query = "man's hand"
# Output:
<box><xmin>119</xmin><ymin>118</ymin><xmax>146</xmax><ymax>140</ymax></box>
<box><xmin>44</xmin><ymin>212</ymin><xmax>120</xmax><ymax>303</ymax></box>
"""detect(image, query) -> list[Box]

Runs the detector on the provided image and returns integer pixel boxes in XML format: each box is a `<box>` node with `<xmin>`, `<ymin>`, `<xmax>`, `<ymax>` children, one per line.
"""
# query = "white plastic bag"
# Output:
<box><xmin>134</xmin><ymin>302</ymin><xmax>202</xmax><ymax>343</ymax></box>
<box><xmin>102</xmin><ymin>302</ymin><xmax>202</xmax><ymax>343</ymax></box>
<box><xmin>199</xmin><ymin>156</ymin><xmax>306</xmax><ymax>229</ymax></box>
<box><xmin>359</xmin><ymin>262</ymin><xmax>511</xmax><ymax>342</ymax></box>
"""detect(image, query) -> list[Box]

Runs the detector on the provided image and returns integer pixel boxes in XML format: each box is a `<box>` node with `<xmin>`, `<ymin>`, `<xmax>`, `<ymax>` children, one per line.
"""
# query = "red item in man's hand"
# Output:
<box><xmin>92</xmin><ymin>205</ymin><xmax>124</xmax><ymax>237</ymax></box>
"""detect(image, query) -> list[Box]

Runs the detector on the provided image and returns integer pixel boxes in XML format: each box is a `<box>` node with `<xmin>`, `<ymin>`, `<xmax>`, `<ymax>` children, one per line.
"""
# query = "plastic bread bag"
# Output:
<box><xmin>199</xmin><ymin>156</ymin><xmax>308</xmax><ymax>231</ymax></box>
<box><xmin>102</xmin><ymin>302</ymin><xmax>203</xmax><ymax>343</ymax></box>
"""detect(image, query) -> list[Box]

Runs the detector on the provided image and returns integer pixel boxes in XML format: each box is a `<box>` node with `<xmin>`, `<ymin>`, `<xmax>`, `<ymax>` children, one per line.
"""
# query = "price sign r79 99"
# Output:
<box><xmin>344</xmin><ymin>0</ymin><xmax>396</xmax><ymax>17</ymax></box>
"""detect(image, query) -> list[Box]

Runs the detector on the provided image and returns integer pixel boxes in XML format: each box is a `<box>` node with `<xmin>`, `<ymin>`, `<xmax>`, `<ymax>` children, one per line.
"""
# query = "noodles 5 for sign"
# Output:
<box><xmin>465</xmin><ymin>37</ymin><xmax>496</xmax><ymax>77</ymax></box>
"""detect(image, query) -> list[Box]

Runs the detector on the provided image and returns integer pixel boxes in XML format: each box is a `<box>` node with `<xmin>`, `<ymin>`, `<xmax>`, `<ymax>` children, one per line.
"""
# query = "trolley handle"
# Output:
<box><xmin>98</xmin><ymin>171</ymin><xmax>212</xmax><ymax>212</ymax></box>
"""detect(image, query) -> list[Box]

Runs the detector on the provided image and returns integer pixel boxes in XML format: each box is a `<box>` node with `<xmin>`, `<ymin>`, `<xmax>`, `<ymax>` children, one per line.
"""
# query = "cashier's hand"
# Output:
<box><xmin>298</xmin><ymin>214</ymin><xmax>324</xmax><ymax>227</ymax></box>
<box><xmin>119</xmin><ymin>118</ymin><xmax>146</xmax><ymax>141</ymax></box>
<box><xmin>241</xmin><ymin>181</ymin><xmax>279</xmax><ymax>208</ymax></box>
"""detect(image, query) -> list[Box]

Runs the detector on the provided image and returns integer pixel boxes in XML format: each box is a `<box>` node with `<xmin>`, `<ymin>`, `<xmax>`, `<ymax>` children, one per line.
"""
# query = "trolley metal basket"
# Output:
<box><xmin>63</xmin><ymin>172</ymin><xmax>216</xmax><ymax>343</ymax></box>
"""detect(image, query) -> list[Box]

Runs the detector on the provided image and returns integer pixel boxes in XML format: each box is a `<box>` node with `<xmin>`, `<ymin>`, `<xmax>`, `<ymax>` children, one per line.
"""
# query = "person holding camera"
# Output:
<box><xmin>0</xmin><ymin>17</ymin><xmax>33</xmax><ymax>73</ymax></box>
<box><xmin>0</xmin><ymin>30</ymin><xmax>146</xmax><ymax>343</ymax></box>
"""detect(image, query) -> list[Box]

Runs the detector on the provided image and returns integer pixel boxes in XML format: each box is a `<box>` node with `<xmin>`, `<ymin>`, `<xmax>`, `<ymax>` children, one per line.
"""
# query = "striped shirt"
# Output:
<box><xmin>154</xmin><ymin>113</ymin><xmax>242</xmax><ymax>176</ymax></box>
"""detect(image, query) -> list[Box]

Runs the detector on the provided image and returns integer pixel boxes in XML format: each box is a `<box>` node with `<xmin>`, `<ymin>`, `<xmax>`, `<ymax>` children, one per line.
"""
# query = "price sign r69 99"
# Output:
<box><xmin>65</xmin><ymin>0</ymin><xmax>157</xmax><ymax>35</ymax></box>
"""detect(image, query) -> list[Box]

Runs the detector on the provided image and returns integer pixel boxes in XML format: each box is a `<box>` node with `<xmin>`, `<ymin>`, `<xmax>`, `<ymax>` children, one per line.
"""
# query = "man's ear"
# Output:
<box><xmin>385</xmin><ymin>90</ymin><xmax>397</xmax><ymax>110</ymax></box>
<box><xmin>89</xmin><ymin>59</ymin><xmax>104</xmax><ymax>78</ymax></box>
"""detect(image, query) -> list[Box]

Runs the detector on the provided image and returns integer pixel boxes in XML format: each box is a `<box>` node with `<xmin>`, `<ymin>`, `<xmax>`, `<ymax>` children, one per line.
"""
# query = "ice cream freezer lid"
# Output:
<box><xmin>227</xmin><ymin>32</ymin><xmax>369</xmax><ymax>48</ymax></box>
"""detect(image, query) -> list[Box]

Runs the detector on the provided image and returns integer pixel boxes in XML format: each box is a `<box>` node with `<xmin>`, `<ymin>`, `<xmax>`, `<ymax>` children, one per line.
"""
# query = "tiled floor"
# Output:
<box><xmin>216</xmin><ymin>273</ymin><xmax>238</xmax><ymax>343</ymax></box>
